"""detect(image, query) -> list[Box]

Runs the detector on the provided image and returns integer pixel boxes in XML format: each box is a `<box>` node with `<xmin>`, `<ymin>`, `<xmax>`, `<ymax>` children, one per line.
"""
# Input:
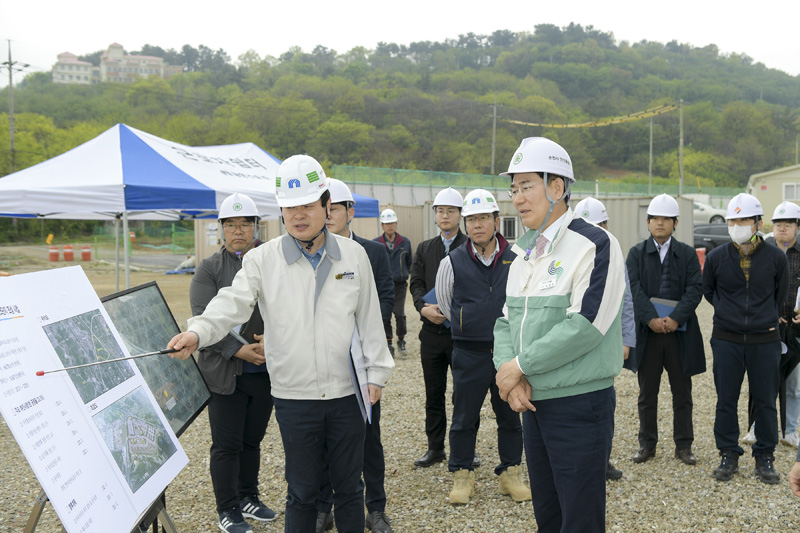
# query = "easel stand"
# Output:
<box><xmin>24</xmin><ymin>488</ymin><xmax>179</xmax><ymax>533</ymax></box>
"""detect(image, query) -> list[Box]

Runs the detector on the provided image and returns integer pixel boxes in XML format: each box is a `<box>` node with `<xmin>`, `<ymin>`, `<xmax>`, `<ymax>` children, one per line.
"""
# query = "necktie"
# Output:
<box><xmin>536</xmin><ymin>235</ymin><xmax>549</xmax><ymax>259</ymax></box>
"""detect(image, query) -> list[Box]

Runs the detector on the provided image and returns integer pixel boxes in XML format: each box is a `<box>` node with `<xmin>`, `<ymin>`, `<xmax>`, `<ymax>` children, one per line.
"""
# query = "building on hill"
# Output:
<box><xmin>52</xmin><ymin>52</ymin><xmax>95</xmax><ymax>84</ymax></box>
<box><xmin>746</xmin><ymin>164</ymin><xmax>800</xmax><ymax>225</ymax></box>
<box><xmin>52</xmin><ymin>43</ymin><xmax>182</xmax><ymax>85</ymax></box>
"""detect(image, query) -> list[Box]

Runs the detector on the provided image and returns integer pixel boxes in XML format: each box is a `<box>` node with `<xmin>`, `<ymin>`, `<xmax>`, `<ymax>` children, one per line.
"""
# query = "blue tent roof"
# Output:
<box><xmin>353</xmin><ymin>193</ymin><xmax>379</xmax><ymax>218</ymax></box>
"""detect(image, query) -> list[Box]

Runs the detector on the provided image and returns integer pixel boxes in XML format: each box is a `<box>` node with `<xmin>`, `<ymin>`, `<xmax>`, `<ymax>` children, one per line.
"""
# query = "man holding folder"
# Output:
<box><xmin>625</xmin><ymin>194</ymin><xmax>705</xmax><ymax>466</ymax></box>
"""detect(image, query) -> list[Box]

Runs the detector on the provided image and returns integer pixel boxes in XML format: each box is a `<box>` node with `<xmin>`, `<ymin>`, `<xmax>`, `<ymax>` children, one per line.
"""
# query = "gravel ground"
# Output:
<box><xmin>1</xmin><ymin>250</ymin><xmax>799</xmax><ymax>532</ymax></box>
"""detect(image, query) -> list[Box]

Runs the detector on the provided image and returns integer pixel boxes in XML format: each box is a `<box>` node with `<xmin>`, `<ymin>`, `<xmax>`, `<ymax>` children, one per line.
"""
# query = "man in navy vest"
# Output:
<box><xmin>435</xmin><ymin>189</ymin><xmax>530</xmax><ymax>505</ymax></box>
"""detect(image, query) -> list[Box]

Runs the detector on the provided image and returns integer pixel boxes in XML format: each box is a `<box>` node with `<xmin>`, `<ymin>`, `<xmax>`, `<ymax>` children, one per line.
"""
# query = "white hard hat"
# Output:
<box><xmin>275</xmin><ymin>154</ymin><xmax>329</xmax><ymax>208</ymax></box>
<box><xmin>501</xmin><ymin>137</ymin><xmax>574</xmax><ymax>181</ymax></box>
<box><xmin>380</xmin><ymin>209</ymin><xmax>398</xmax><ymax>223</ymax></box>
<box><xmin>462</xmin><ymin>189</ymin><xmax>499</xmax><ymax>217</ymax></box>
<box><xmin>574</xmin><ymin>197</ymin><xmax>608</xmax><ymax>224</ymax></box>
<box><xmin>327</xmin><ymin>178</ymin><xmax>355</xmax><ymax>205</ymax></box>
<box><xmin>772</xmin><ymin>201</ymin><xmax>800</xmax><ymax>221</ymax></box>
<box><xmin>433</xmin><ymin>187</ymin><xmax>463</xmax><ymax>209</ymax></box>
<box><xmin>218</xmin><ymin>192</ymin><xmax>259</xmax><ymax>220</ymax></box>
<box><xmin>647</xmin><ymin>194</ymin><xmax>680</xmax><ymax>217</ymax></box>
<box><xmin>726</xmin><ymin>193</ymin><xmax>763</xmax><ymax>220</ymax></box>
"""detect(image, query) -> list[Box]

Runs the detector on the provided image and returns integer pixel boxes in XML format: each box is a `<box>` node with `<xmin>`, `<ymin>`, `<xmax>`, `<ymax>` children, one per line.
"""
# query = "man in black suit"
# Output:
<box><xmin>409</xmin><ymin>187</ymin><xmax>468</xmax><ymax>467</ymax></box>
<box><xmin>625</xmin><ymin>194</ymin><xmax>705</xmax><ymax>467</ymax></box>
<box><xmin>317</xmin><ymin>178</ymin><xmax>394</xmax><ymax>533</ymax></box>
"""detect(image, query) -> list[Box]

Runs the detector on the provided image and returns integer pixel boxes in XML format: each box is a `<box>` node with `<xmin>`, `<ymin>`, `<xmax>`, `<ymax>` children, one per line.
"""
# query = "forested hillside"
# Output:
<box><xmin>2</xmin><ymin>23</ymin><xmax>798</xmax><ymax>188</ymax></box>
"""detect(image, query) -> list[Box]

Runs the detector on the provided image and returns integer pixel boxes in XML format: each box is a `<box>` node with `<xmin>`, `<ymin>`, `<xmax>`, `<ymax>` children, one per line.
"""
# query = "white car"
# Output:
<box><xmin>693</xmin><ymin>201</ymin><xmax>727</xmax><ymax>224</ymax></box>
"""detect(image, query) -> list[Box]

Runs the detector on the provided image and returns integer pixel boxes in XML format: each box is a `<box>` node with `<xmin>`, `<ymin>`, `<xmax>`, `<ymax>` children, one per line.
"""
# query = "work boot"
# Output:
<box><xmin>754</xmin><ymin>455</ymin><xmax>780</xmax><ymax>484</ymax></box>
<box><xmin>397</xmin><ymin>338</ymin><xmax>407</xmax><ymax>352</ymax></box>
<box><xmin>712</xmin><ymin>450</ymin><xmax>739</xmax><ymax>482</ymax></box>
<box><xmin>498</xmin><ymin>465</ymin><xmax>532</xmax><ymax>502</ymax></box>
<box><xmin>449</xmin><ymin>469</ymin><xmax>475</xmax><ymax>504</ymax></box>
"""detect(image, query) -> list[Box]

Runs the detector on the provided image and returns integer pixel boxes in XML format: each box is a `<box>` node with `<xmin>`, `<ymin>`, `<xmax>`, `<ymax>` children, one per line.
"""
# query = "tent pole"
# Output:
<box><xmin>122</xmin><ymin>211</ymin><xmax>130</xmax><ymax>289</ymax></box>
<box><xmin>115</xmin><ymin>216</ymin><xmax>120</xmax><ymax>292</ymax></box>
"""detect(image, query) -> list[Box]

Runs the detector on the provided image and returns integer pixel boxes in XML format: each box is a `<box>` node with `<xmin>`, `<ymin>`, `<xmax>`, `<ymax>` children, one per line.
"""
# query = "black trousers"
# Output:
<box><xmin>636</xmin><ymin>330</ymin><xmax>694</xmax><ymax>449</ymax></box>
<box><xmin>712</xmin><ymin>338</ymin><xmax>780</xmax><ymax>456</ymax></box>
<box><xmin>383</xmin><ymin>281</ymin><xmax>408</xmax><ymax>341</ymax></box>
<box><xmin>418</xmin><ymin>326</ymin><xmax>453</xmax><ymax>451</ymax></box>
<box><xmin>318</xmin><ymin>400</ymin><xmax>387</xmax><ymax>514</ymax></box>
<box><xmin>208</xmin><ymin>372</ymin><xmax>273</xmax><ymax>512</ymax></box>
<box><xmin>747</xmin><ymin>345</ymin><xmax>800</xmax><ymax>436</ymax></box>
<box><xmin>449</xmin><ymin>346</ymin><xmax>522</xmax><ymax>474</ymax></box>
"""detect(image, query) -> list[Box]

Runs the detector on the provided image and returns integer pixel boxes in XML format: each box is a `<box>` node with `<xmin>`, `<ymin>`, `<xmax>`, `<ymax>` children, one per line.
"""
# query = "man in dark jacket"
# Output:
<box><xmin>190</xmin><ymin>193</ymin><xmax>276</xmax><ymax>533</ymax></box>
<box><xmin>703</xmin><ymin>193</ymin><xmax>788</xmax><ymax>485</ymax></box>
<box><xmin>625</xmin><ymin>194</ymin><xmax>704</xmax><ymax>467</ymax></box>
<box><xmin>409</xmin><ymin>187</ymin><xmax>467</xmax><ymax>467</ymax></box>
<box><xmin>320</xmin><ymin>178</ymin><xmax>394</xmax><ymax>533</ymax></box>
<box><xmin>434</xmin><ymin>189</ymin><xmax>529</xmax><ymax>505</ymax></box>
<box><xmin>375</xmin><ymin>209</ymin><xmax>412</xmax><ymax>355</ymax></box>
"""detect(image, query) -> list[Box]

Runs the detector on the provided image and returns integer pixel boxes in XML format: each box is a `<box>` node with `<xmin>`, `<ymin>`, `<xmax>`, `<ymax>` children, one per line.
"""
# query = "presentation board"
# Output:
<box><xmin>0</xmin><ymin>267</ymin><xmax>188</xmax><ymax>533</ymax></box>
<box><xmin>101</xmin><ymin>282</ymin><xmax>210</xmax><ymax>437</ymax></box>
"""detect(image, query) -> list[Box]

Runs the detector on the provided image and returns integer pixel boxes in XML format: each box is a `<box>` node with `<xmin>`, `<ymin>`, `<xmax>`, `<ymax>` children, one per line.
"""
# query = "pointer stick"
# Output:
<box><xmin>35</xmin><ymin>348</ymin><xmax>178</xmax><ymax>376</ymax></box>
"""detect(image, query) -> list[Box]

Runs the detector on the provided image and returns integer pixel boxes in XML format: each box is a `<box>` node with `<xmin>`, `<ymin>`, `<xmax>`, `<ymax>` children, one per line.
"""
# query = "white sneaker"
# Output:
<box><xmin>780</xmin><ymin>431</ymin><xmax>800</xmax><ymax>448</ymax></box>
<box><xmin>742</xmin><ymin>424</ymin><xmax>756</xmax><ymax>445</ymax></box>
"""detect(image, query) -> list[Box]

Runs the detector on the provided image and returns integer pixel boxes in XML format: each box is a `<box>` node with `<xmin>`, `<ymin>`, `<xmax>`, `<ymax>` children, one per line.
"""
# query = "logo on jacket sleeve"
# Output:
<box><xmin>548</xmin><ymin>260</ymin><xmax>564</xmax><ymax>279</ymax></box>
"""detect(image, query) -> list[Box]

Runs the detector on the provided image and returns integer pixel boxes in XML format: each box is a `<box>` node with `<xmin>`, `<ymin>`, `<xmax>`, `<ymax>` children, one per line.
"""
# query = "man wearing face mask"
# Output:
<box><xmin>703</xmin><ymin>193</ymin><xmax>788</xmax><ymax>484</ymax></box>
<box><xmin>409</xmin><ymin>187</ymin><xmax>467</xmax><ymax>467</ymax></box>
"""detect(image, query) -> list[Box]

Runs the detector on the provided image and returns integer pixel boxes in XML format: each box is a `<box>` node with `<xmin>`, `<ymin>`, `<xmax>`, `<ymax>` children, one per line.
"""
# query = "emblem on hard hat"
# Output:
<box><xmin>513</xmin><ymin>153</ymin><xmax>523</xmax><ymax>165</ymax></box>
<box><xmin>780</xmin><ymin>208</ymin><xmax>786</xmax><ymax>215</ymax></box>
<box><xmin>307</xmin><ymin>171</ymin><xmax>320</xmax><ymax>183</ymax></box>
<box><xmin>288</xmin><ymin>179</ymin><xmax>301</xmax><ymax>189</ymax></box>
<box><xmin>233</xmin><ymin>203</ymin><xmax>242</xmax><ymax>211</ymax></box>
<box><xmin>582</xmin><ymin>210</ymin><xmax>590</xmax><ymax>218</ymax></box>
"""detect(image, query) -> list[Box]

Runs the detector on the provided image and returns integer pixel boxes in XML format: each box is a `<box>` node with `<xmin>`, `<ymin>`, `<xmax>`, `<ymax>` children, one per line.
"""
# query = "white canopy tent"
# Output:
<box><xmin>0</xmin><ymin>123</ymin><xmax>282</xmax><ymax>287</ymax></box>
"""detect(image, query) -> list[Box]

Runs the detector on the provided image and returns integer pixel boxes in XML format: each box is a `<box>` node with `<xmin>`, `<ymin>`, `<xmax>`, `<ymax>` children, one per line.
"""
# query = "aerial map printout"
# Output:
<box><xmin>0</xmin><ymin>267</ymin><xmax>188</xmax><ymax>533</ymax></box>
<box><xmin>102</xmin><ymin>282</ymin><xmax>210</xmax><ymax>437</ymax></box>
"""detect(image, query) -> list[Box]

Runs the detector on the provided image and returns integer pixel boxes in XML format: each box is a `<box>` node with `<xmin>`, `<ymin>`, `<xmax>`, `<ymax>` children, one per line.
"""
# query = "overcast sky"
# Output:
<box><xmin>1</xmin><ymin>0</ymin><xmax>798</xmax><ymax>89</ymax></box>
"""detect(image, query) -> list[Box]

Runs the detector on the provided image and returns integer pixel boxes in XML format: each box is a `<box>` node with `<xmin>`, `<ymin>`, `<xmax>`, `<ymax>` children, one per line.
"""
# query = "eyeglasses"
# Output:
<box><xmin>507</xmin><ymin>182</ymin><xmax>536</xmax><ymax>199</ymax></box>
<box><xmin>435</xmin><ymin>208</ymin><xmax>459</xmax><ymax>217</ymax></box>
<box><xmin>222</xmin><ymin>222</ymin><xmax>255</xmax><ymax>231</ymax></box>
<box><xmin>465</xmin><ymin>214</ymin><xmax>494</xmax><ymax>224</ymax></box>
<box><xmin>774</xmin><ymin>222</ymin><xmax>797</xmax><ymax>229</ymax></box>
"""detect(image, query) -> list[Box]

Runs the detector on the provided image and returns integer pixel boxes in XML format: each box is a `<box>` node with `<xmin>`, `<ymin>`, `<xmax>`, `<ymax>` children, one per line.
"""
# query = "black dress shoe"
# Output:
<box><xmin>414</xmin><ymin>448</ymin><xmax>446</xmax><ymax>467</ymax></box>
<box><xmin>315</xmin><ymin>511</ymin><xmax>333</xmax><ymax>533</ymax></box>
<box><xmin>675</xmin><ymin>448</ymin><xmax>697</xmax><ymax>465</ymax></box>
<box><xmin>632</xmin><ymin>446</ymin><xmax>656</xmax><ymax>463</ymax></box>
<box><xmin>606</xmin><ymin>461</ymin><xmax>623</xmax><ymax>480</ymax></box>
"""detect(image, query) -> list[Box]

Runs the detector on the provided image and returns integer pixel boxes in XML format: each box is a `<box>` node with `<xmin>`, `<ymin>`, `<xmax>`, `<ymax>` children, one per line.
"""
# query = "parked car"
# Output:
<box><xmin>693</xmin><ymin>201</ymin><xmax>727</xmax><ymax>224</ymax></box>
<box><xmin>694</xmin><ymin>223</ymin><xmax>730</xmax><ymax>250</ymax></box>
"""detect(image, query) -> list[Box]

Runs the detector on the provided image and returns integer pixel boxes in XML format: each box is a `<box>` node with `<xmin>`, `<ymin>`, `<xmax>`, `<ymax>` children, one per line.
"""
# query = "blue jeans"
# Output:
<box><xmin>522</xmin><ymin>387</ymin><xmax>615</xmax><ymax>533</ymax></box>
<box><xmin>273</xmin><ymin>395</ymin><xmax>365</xmax><ymax>533</ymax></box>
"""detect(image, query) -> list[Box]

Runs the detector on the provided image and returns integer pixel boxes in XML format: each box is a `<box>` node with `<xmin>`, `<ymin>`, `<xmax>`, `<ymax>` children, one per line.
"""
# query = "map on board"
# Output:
<box><xmin>92</xmin><ymin>386</ymin><xmax>178</xmax><ymax>493</ymax></box>
<box><xmin>42</xmin><ymin>309</ymin><xmax>135</xmax><ymax>403</ymax></box>
<box><xmin>101</xmin><ymin>282</ymin><xmax>210</xmax><ymax>437</ymax></box>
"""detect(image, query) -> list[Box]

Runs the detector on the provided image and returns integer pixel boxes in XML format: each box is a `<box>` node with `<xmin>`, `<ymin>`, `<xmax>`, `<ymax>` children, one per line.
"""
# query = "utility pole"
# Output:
<box><xmin>2</xmin><ymin>40</ymin><xmax>29</xmax><ymax>174</ymax></box>
<box><xmin>648</xmin><ymin>116</ymin><xmax>653</xmax><ymax>195</ymax></box>
<box><xmin>489</xmin><ymin>95</ymin><xmax>503</xmax><ymax>175</ymax></box>
<box><xmin>678</xmin><ymin>99</ymin><xmax>684</xmax><ymax>197</ymax></box>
